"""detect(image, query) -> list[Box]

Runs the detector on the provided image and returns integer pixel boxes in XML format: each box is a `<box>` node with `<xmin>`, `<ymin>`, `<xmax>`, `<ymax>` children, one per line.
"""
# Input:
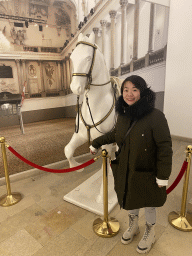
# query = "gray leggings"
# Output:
<box><xmin>129</xmin><ymin>207</ymin><xmax>156</xmax><ymax>225</ymax></box>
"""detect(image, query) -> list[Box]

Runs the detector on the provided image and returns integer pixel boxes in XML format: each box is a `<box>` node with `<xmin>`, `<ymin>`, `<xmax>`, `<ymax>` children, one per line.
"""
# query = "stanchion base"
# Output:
<box><xmin>93</xmin><ymin>217</ymin><xmax>120</xmax><ymax>238</ymax></box>
<box><xmin>168</xmin><ymin>211</ymin><xmax>192</xmax><ymax>231</ymax></box>
<box><xmin>0</xmin><ymin>192</ymin><xmax>22</xmax><ymax>207</ymax></box>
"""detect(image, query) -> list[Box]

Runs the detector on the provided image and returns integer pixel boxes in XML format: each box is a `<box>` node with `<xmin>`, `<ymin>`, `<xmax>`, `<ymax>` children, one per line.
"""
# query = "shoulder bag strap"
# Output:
<box><xmin>118</xmin><ymin>120</ymin><xmax>137</xmax><ymax>154</ymax></box>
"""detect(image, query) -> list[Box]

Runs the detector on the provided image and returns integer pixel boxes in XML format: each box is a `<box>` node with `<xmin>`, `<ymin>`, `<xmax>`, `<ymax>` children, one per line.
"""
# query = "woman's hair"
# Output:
<box><xmin>121</xmin><ymin>75</ymin><xmax>148</xmax><ymax>96</ymax></box>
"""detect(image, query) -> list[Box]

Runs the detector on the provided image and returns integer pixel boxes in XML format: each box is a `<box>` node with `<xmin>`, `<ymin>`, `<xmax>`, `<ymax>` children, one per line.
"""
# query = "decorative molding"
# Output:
<box><xmin>0</xmin><ymin>81</ymin><xmax>18</xmax><ymax>93</ymax></box>
<box><xmin>100</xmin><ymin>20</ymin><xmax>107</xmax><ymax>27</ymax></box>
<box><xmin>92</xmin><ymin>27</ymin><xmax>99</xmax><ymax>34</ymax></box>
<box><xmin>109</xmin><ymin>10</ymin><xmax>117</xmax><ymax>19</ymax></box>
<box><xmin>119</xmin><ymin>0</ymin><xmax>128</xmax><ymax>8</ymax></box>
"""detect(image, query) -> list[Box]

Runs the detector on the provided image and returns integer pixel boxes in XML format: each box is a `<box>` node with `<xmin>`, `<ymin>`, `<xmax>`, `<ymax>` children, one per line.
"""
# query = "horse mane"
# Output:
<box><xmin>110</xmin><ymin>76</ymin><xmax>123</xmax><ymax>98</ymax></box>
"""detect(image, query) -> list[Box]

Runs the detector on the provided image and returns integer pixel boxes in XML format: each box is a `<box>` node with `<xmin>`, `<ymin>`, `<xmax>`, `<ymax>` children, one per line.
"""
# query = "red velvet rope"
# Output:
<box><xmin>166</xmin><ymin>160</ymin><xmax>188</xmax><ymax>194</ymax></box>
<box><xmin>7</xmin><ymin>146</ymin><xmax>188</xmax><ymax>194</ymax></box>
<box><xmin>7</xmin><ymin>146</ymin><xmax>95</xmax><ymax>173</ymax></box>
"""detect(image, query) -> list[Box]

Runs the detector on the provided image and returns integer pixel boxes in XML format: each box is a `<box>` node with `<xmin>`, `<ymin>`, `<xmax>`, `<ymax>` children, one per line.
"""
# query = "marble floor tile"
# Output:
<box><xmin>25</xmin><ymin>201</ymin><xmax>88</xmax><ymax>245</ymax></box>
<box><xmin>79</xmin><ymin>233</ymin><xmax>120</xmax><ymax>256</ymax></box>
<box><xmin>11</xmin><ymin>176</ymin><xmax>53</xmax><ymax>198</ymax></box>
<box><xmin>0</xmin><ymin>247</ymin><xmax>15</xmax><ymax>256</ymax></box>
<box><xmin>74</xmin><ymin>239</ymin><xmax>99</xmax><ymax>256</ymax></box>
<box><xmin>0</xmin><ymin>203</ymin><xmax>47</xmax><ymax>243</ymax></box>
<box><xmin>71</xmin><ymin>211</ymin><xmax>99</xmax><ymax>240</ymax></box>
<box><xmin>154</xmin><ymin>224</ymin><xmax>192</xmax><ymax>256</ymax></box>
<box><xmin>0</xmin><ymin>229</ymin><xmax>42</xmax><ymax>256</ymax></box>
<box><xmin>107</xmin><ymin>240</ymin><xmax>168</xmax><ymax>256</ymax></box>
<box><xmin>0</xmin><ymin>207</ymin><xmax>9</xmax><ymax>223</ymax></box>
<box><xmin>2</xmin><ymin>196</ymin><xmax>36</xmax><ymax>216</ymax></box>
<box><xmin>50</xmin><ymin>228</ymin><xmax>88</xmax><ymax>255</ymax></box>
<box><xmin>36</xmin><ymin>194</ymin><xmax>64</xmax><ymax>212</ymax></box>
<box><xmin>32</xmin><ymin>243</ymin><xmax>66</xmax><ymax>256</ymax></box>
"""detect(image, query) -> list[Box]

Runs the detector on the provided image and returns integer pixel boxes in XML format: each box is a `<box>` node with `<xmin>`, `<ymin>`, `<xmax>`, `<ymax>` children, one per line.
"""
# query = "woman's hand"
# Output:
<box><xmin>89</xmin><ymin>145</ymin><xmax>98</xmax><ymax>155</ymax></box>
<box><xmin>158</xmin><ymin>185</ymin><xmax>163</xmax><ymax>188</ymax></box>
<box><xmin>90</xmin><ymin>149</ymin><xmax>96</xmax><ymax>155</ymax></box>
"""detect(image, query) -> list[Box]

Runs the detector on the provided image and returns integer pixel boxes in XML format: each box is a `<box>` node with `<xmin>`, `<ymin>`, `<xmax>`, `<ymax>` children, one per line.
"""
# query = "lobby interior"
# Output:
<box><xmin>1</xmin><ymin>0</ymin><xmax>192</xmax><ymax>255</ymax></box>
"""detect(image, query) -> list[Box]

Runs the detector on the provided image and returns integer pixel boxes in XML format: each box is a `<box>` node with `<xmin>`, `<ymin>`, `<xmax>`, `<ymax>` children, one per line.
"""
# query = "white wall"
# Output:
<box><xmin>163</xmin><ymin>0</ymin><xmax>192</xmax><ymax>139</ymax></box>
<box><xmin>21</xmin><ymin>94</ymin><xmax>77</xmax><ymax>112</ymax></box>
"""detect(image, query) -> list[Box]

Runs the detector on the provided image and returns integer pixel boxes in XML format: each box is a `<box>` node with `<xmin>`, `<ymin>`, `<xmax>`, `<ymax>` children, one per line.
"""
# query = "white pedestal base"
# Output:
<box><xmin>63</xmin><ymin>169</ymin><xmax>118</xmax><ymax>216</ymax></box>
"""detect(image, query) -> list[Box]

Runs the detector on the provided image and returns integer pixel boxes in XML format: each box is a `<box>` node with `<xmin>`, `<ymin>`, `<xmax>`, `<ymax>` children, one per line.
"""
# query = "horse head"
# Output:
<box><xmin>70</xmin><ymin>32</ymin><xmax>105</xmax><ymax>95</ymax></box>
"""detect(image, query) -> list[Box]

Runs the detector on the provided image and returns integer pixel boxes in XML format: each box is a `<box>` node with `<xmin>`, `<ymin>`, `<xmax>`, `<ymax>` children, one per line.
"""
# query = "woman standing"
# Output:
<box><xmin>90</xmin><ymin>75</ymin><xmax>172</xmax><ymax>254</ymax></box>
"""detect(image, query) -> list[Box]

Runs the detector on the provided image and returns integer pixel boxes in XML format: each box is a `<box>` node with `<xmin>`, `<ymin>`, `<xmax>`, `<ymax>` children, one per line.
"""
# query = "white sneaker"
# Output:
<box><xmin>136</xmin><ymin>222</ymin><xmax>155</xmax><ymax>254</ymax></box>
<box><xmin>121</xmin><ymin>214</ymin><xmax>140</xmax><ymax>245</ymax></box>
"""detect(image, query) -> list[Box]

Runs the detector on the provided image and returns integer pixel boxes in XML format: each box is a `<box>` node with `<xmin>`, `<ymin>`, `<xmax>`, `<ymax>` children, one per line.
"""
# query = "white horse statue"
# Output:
<box><xmin>64</xmin><ymin>32</ymin><xmax>121</xmax><ymax>204</ymax></box>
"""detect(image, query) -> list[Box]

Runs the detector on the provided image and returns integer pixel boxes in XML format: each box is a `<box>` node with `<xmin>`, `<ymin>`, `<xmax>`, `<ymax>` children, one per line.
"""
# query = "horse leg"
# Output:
<box><xmin>96</xmin><ymin>144</ymin><xmax>113</xmax><ymax>203</ymax></box>
<box><xmin>64</xmin><ymin>132</ymin><xmax>87</xmax><ymax>172</ymax></box>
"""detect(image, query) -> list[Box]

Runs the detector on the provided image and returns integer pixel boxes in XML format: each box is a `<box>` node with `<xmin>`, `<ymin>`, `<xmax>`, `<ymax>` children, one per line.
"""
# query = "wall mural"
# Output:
<box><xmin>44</xmin><ymin>62</ymin><xmax>56</xmax><ymax>91</ymax></box>
<box><xmin>0</xmin><ymin>0</ymin><xmax>76</xmax><ymax>49</ymax></box>
<box><xmin>53</xmin><ymin>1</ymin><xmax>71</xmax><ymax>37</ymax></box>
<box><xmin>10</xmin><ymin>27</ymin><xmax>26</xmax><ymax>45</ymax></box>
<box><xmin>28</xmin><ymin>64</ymin><xmax>37</xmax><ymax>77</ymax></box>
<box><xmin>29</xmin><ymin>0</ymin><xmax>49</xmax><ymax>18</ymax></box>
<box><xmin>0</xmin><ymin>81</ymin><xmax>18</xmax><ymax>93</ymax></box>
<box><xmin>27</xmin><ymin>62</ymin><xmax>41</xmax><ymax>95</ymax></box>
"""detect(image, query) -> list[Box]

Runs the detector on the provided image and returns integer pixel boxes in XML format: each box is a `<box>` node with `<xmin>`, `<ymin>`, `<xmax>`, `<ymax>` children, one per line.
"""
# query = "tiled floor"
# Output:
<box><xmin>0</xmin><ymin>122</ymin><xmax>192</xmax><ymax>255</ymax></box>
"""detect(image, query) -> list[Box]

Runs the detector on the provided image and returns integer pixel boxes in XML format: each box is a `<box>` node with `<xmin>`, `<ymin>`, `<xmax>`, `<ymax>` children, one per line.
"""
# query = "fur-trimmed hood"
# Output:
<box><xmin>115</xmin><ymin>88</ymin><xmax>156</xmax><ymax>120</ymax></box>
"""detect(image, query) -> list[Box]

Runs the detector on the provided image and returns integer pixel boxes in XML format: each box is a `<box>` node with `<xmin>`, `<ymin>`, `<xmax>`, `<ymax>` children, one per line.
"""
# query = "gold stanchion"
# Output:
<box><xmin>93</xmin><ymin>149</ymin><xmax>120</xmax><ymax>237</ymax></box>
<box><xmin>0</xmin><ymin>137</ymin><xmax>22</xmax><ymax>207</ymax></box>
<box><xmin>168</xmin><ymin>145</ymin><xmax>192</xmax><ymax>231</ymax></box>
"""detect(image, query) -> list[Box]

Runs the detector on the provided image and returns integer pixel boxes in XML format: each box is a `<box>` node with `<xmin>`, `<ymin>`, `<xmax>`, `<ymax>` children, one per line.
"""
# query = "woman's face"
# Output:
<box><xmin>123</xmin><ymin>81</ymin><xmax>141</xmax><ymax>105</ymax></box>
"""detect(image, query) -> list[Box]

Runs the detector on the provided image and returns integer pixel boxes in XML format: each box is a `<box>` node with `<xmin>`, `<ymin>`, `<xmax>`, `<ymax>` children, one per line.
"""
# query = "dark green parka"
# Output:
<box><xmin>92</xmin><ymin>89</ymin><xmax>172</xmax><ymax>210</ymax></box>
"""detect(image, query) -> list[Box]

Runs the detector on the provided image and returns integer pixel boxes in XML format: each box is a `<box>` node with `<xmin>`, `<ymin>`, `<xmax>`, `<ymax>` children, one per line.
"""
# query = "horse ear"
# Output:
<box><xmin>89</xmin><ymin>32</ymin><xmax>95</xmax><ymax>44</ymax></box>
<box><xmin>78</xmin><ymin>33</ymin><xmax>84</xmax><ymax>42</ymax></box>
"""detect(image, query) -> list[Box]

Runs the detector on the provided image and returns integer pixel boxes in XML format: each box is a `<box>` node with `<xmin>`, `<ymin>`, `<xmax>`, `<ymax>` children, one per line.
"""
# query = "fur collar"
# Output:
<box><xmin>115</xmin><ymin>88</ymin><xmax>156</xmax><ymax>120</ymax></box>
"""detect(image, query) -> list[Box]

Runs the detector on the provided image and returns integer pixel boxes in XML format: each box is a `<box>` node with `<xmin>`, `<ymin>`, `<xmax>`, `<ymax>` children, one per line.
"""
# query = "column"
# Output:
<box><xmin>55</xmin><ymin>62</ymin><xmax>59</xmax><ymax>92</ymax></box>
<box><xmin>66</xmin><ymin>56</ymin><xmax>71</xmax><ymax>93</ymax></box>
<box><xmin>148</xmin><ymin>3</ymin><xmax>155</xmax><ymax>53</ymax></box>
<box><xmin>57</xmin><ymin>61</ymin><xmax>62</xmax><ymax>91</ymax></box>
<box><xmin>15</xmin><ymin>59</ymin><xmax>22</xmax><ymax>93</ymax></box>
<box><xmin>63</xmin><ymin>59</ymin><xmax>67</xmax><ymax>92</ymax></box>
<box><xmin>133</xmin><ymin>0</ymin><xmax>140</xmax><ymax>60</ymax></box>
<box><xmin>68</xmin><ymin>53</ymin><xmax>72</xmax><ymax>85</ymax></box>
<box><xmin>64</xmin><ymin>57</ymin><xmax>68</xmax><ymax>93</ymax></box>
<box><xmin>100</xmin><ymin>20</ymin><xmax>107</xmax><ymax>55</ymax></box>
<box><xmin>120</xmin><ymin>0</ymin><xmax>128</xmax><ymax>65</ymax></box>
<box><xmin>93</xmin><ymin>27</ymin><xmax>99</xmax><ymax>45</ymax></box>
<box><xmin>60</xmin><ymin>60</ymin><xmax>64</xmax><ymax>92</ymax></box>
<box><xmin>21</xmin><ymin>60</ymin><xmax>29</xmax><ymax>97</ymax></box>
<box><xmin>40</xmin><ymin>61</ymin><xmax>46</xmax><ymax>97</ymax></box>
<box><xmin>109</xmin><ymin>10</ymin><xmax>117</xmax><ymax>71</ymax></box>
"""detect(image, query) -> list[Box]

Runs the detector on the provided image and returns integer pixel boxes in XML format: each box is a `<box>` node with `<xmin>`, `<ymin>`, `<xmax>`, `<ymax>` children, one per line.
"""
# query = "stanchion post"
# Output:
<box><xmin>93</xmin><ymin>149</ymin><xmax>120</xmax><ymax>237</ymax></box>
<box><xmin>0</xmin><ymin>137</ymin><xmax>22</xmax><ymax>207</ymax></box>
<box><xmin>168</xmin><ymin>145</ymin><xmax>192</xmax><ymax>231</ymax></box>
